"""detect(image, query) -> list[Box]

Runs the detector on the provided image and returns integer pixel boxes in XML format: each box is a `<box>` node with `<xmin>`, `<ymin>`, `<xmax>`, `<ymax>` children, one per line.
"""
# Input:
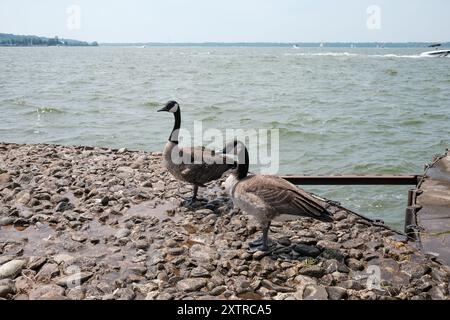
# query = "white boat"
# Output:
<box><xmin>420</xmin><ymin>44</ymin><xmax>450</xmax><ymax>57</ymax></box>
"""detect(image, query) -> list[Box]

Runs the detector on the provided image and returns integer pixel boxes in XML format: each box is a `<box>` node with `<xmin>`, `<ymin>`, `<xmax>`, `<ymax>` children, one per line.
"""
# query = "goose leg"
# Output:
<box><xmin>183</xmin><ymin>185</ymin><xmax>199</xmax><ymax>206</ymax></box>
<box><xmin>248</xmin><ymin>221</ymin><xmax>271</xmax><ymax>252</ymax></box>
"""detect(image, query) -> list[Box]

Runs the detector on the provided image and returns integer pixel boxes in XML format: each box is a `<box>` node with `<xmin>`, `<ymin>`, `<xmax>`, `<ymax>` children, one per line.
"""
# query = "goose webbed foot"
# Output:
<box><xmin>248</xmin><ymin>241</ymin><xmax>269</xmax><ymax>253</ymax></box>
<box><xmin>182</xmin><ymin>185</ymin><xmax>200</xmax><ymax>207</ymax></box>
<box><xmin>249</xmin><ymin>236</ymin><xmax>264</xmax><ymax>248</ymax></box>
<box><xmin>182</xmin><ymin>196</ymin><xmax>198</xmax><ymax>207</ymax></box>
<box><xmin>247</xmin><ymin>221</ymin><xmax>271</xmax><ymax>252</ymax></box>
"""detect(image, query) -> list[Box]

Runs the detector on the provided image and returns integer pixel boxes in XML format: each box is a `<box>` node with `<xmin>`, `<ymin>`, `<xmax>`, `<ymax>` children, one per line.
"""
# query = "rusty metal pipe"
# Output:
<box><xmin>282</xmin><ymin>175</ymin><xmax>421</xmax><ymax>186</ymax></box>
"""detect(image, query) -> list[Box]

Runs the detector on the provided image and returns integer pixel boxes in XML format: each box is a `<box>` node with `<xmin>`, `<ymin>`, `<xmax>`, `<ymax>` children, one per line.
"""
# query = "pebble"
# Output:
<box><xmin>0</xmin><ymin>286</ymin><xmax>13</xmax><ymax>298</ymax></box>
<box><xmin>56</xmin><ymin>272</ymin><xmax>93</xmax><ymax>287</ymax></box>
<box><xmin>326</xmin><ymin>286</ymin><xmax>347</xmax><ymax>300</ymax></box>
<box><xmin>53</xmin><ymin>254</ymin><xmax>75</xmax><ymax>265</ymax></box>
<box><xmin>29</xmin><ymin>284</ymin><xmax>65</xmax><ymax>300</ymax></box>
<box><xmin>0</xmin><ymin>260</ymin><xmax>26</xmax><ymax>280</ymax></box>
<box><xmin>176</xmin><ymin>278</ymin><xmax>207</xmax><ymax>292</ymax></box>
<box><xmin>191</xmin><ymin>267</ymin><xmax>211</xmax><ymax>278</ymax></box>
<box><xmin>0</xmin><ymin>143</ymin><xmax>449</xmax><ymax>301</ymax></box>
<box><xmin>299</xmin><ymin>265</ymin><xmax>325</xmax><ymax>278</ymax></box>
<box><xmin>0</xmin><ymin>217</ymin><xmax>15</xmax><ymax>226</ymax></box>
<box><xmin>303</xmin><ymin>284</ymin><xmax>329</xmax><ymax>300</ymax></box>
<box><xmin>115</xmin><ymin>228</ymin><xmax>131</xmax><ymax>239</ymax></box>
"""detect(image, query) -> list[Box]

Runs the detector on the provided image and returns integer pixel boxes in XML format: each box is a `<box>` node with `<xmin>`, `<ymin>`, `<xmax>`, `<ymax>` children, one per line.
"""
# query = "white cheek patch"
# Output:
<box><xmin>169</xmin><ymin>103</ymin><xmax>179</xmax><ymax>113</ymax></box>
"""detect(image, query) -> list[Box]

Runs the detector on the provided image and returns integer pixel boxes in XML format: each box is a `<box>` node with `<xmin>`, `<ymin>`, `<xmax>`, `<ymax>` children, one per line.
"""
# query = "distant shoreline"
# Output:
<box><xmin>100</xmin><ymin>42</ymin><xmax>450</xmax><ymax>48</ymax></box>
<box><xmin>0</xmin><ymin>33</ymin><xmax>98</xmax><ymax>47</ymax></box>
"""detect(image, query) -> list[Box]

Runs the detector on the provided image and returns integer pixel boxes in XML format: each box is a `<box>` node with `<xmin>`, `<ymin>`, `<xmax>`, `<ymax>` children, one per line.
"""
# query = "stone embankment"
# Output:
<box><xmin>0</xmin><ymin>143</ymin><xmax>449</xmax><ymax>300</ymax></box>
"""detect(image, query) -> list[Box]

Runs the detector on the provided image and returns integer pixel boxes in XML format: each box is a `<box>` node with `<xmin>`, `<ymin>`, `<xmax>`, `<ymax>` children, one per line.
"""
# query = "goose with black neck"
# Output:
<box><xmin>225</xmin><ymin>141</ymin><xmax>334</xmax><ymax>252</ymax></box>
<box><xmin>157</xmin><ymin>100</ymin><xmax>235</xmax><ymax>206</ymax></box>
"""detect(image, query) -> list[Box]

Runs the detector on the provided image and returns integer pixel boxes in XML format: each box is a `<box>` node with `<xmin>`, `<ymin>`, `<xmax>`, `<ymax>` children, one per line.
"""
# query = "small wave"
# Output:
<box><xmin>284</xmin><ymin>52</ymin><xmax>358</xmax><ymax>57</ymax></box>
<box><xmin>33</xmin><ymin>107</ymin><xmax>65</xmax><ymax>115</ymax></box>
<box><xmin>143</xmin><ymin>101</ymin><xmax>161</xmax><ymax>107</ymax></box>
<box><xmin>370</xmin><ymin>54</ymin><xmax>423</xmax><ymax>59</ymax></box>
<box><xmin>400</xmin><ymin>119</ymin><xmax>425</xmax><ymax>126</ymax></box>
<box><xmin>284</xmin><ymin>52</ymin><xmax>436</xmax><ymax>59</ymax></box>
<box><xmin>201</xmin><ymin>115</ymin><xmax>217</xmax><ymax>122</ymax></box>
<box><xmin>384</xmin><ymin>69</ymin><xmax>398</xmax><ymax>76</ymax></box>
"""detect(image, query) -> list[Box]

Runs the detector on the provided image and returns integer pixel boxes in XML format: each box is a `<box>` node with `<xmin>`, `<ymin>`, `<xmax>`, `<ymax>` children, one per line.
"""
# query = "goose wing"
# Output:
<box><xmin>178</xmin><ymin>146</ymin><xmax>233</xmax><ymax>185</ymax></box>
<box><xmin>238</xmin><ymin>175</ymin><xmax>331</xmax><ymax>220</ymax></box>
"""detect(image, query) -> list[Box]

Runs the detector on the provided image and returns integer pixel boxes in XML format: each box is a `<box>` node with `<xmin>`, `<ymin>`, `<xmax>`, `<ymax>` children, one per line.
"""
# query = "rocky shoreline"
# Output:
<box><xmin>0</xmin><ymin>142</ymin><xmax>449</xmax><ymax>300</ymax></box>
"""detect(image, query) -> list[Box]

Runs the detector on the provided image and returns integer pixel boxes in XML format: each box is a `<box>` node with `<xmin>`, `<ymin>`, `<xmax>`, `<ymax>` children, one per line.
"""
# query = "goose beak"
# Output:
<box><xmin>157</xmin><ymin>107</ymin><xmax>167</xmax><ymax>112</ymax></box>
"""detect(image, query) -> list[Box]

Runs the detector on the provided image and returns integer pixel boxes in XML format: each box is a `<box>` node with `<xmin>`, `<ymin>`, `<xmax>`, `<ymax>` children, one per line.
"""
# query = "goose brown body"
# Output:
<box><xmin>225</xmin><ymin>141</ymin><xmax>333</xmax><ymax>251</ymax></box>
<box><xmin>163</xmin><ymin>141</ymin><xmax>233</xmax><ymax>187</ymax></box>
<box><xmin>158</xmin><ymin>101</ymin><xmax>234</xmax><ymax>205</ymax></box>
<box><xmin>228</xmin><ymin>174</ymin><xmax>332</xmax><ymax>224</ymax></box>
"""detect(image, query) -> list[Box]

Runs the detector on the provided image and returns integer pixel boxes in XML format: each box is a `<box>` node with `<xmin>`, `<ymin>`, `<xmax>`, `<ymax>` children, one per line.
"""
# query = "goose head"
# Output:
<box><xmin>225</xmin><ymin>140</ymin><xmax>249</xmax><ymax>178</ymax></box>
<box><xmin>157</xmin><ymin>100</ymin><xmax>180</xmax><ymax>113</ymax></box>
<box><xmin>158</xmin><ymin>100</ymin><xmax>181</xmax><ymax>143</ymax></box>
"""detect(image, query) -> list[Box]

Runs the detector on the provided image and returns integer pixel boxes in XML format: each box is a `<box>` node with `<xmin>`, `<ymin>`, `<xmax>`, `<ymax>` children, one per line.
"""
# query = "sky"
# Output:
<box><xmin>1</xmin><ymin>0</ymin><xmax>449</xmax><ymax>43</ymax></box>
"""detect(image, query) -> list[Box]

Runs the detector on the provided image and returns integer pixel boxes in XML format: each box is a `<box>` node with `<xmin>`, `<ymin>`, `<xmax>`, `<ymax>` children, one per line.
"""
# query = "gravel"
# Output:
<box><xmin>0</xmin><ymin>142</ymin><xmax>449</xmax><ymax>300</ymax></box>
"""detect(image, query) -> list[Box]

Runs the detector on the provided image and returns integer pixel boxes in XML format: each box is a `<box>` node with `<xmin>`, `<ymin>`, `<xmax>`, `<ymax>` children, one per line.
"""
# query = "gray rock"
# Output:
<box><xmin>402</xmin><ymin>262</ymin><xmax>431</xmax><ymax>280</ymax></box>
<box><xmin>157</xmin><ymin>292</ymin><xmax>173</xmax><ymax>300</ymax></box>
<box><xmin>337</xmin><ymin>280</ymin><xmax>364</xmax><ymax>291</ymax></box>
<box><xmin>252</xmin><ymin>250</ymin><xmax>269</xmax><ymax>260</ymax></box>
<box><xmin>115</xmin><ymin>288</ymin><xmax>136</xmax><ymax>300</ymax></box>
<box><xmin>191</xmin><ymin>267</ymin><xmax>211</xmax><ymax>278</ymax></box>
<box><xmin>320</xmin><ymin>248</ymin><xmax>345</xmax><ymax>262</ymax></box>
<box><xmin>29</xmin><ymin>284</ymin><xmax>66</xmax><ymax>300</ymax></box>
<box><xmin>56</xmin><ymin>272</ymin><xmax>93</xmax><ymax>287</ymax></box>
<box><xmin>210</xmin><ymin>286</ymin><xmax>227</xmax><ymax>296</ymax></box>
<box><xmin>299</xmin><ymin>265</ymin><xmax>325</xmax><ymax>278</ymax></box>
<box><xmin>0</xmin><ymin>284</ymin><xmax>14</xmax><ymax>298</ymax></box>
<box><xmin>28</xmin><ymin>257</ymin><xmax>47</xmax><ymax>270</ymax></box>
<box><xmin>260</xmin><ymin>279</ymin><xmax>295</xmax><ymax>293</ymax></box>
<box><xmin>100</xmin><ymin>196</ymin><xmax>110</xmax><ymax>206</ymax></box>
<box><xmin>176</xmin><ymin>278</ymin><xmax>207</xmax><ymax>292</ymax></box>
<box><xmin>53</xmin><ymin>254</ymin><xmax>75</xmax><ymax>265</ymax></box>
<box><xmin>115</xmin><ymin>228</ymin><xmax>131</xmax><ymax>239</ymax></box>
<box><xmin>36</xmin><ymin>263</ymin><xmax>60</xmax><ymax>281</ymax></box>
<box><xmin>66</xmin><ymin>286</ymin><xmax>85</xmax><ymax>300</ymax></box>
<box><xmin>117</xmin><ymin>166</ymin><xmax>134</xmax><ymax>174</ymax></box>
<box><xmin>71</xmin><ymin>233</ymin><xmax>88</xmax><ymax>242</ymax></box>
<box><xmin>55</xmin><ymin>201</ymin><xmax>74</xmax><ymax>212</ymax></box>
<box><xmin>195</xmin><ymin>209</ymin><xmax>214</xmax><ymax>215</ymax></box>
<box><xmin>189</xmin><ymin>244</ymin><xmax>217</xmax><ymax>263</ymax></box>
<box><xmin>346</xmin><ymin>258</ymin><xmax>365</xmax><ymax>271</ymax></box>
<box><xmin>0</xmin><ymin>260</ymin><xmax>26</xmax><ymax>280</ymax></box>
<box><xmin>303</xmin><ymin>284</ymin><xmax>328</xmax><ymax>300</ymax></box>
<box><xmin>428</xmin><ymin>286</ymin><xmax>446</xmax><ymax>300</ymax></box>
<box><xmin>342</xmin><ymin>239</ymin><xmax>365</xmax><ymax>249</ymax></box>
<box><xmin>0</xmin><ymin>217</ymin><xmax>15</xmax><ymax>226</ymax></box>
<box><xmin>168</xmin><ymin>247</ymin><xmax>185</xmax><ymax>256</ymax></box>
<box><xmin>326</xmin><ymin>286</ymin><xmax>347</xmax><ymax>300</ymax></box>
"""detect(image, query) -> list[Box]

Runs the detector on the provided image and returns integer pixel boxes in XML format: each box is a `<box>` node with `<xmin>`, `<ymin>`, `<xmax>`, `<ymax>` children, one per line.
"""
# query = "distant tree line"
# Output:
<box><xmin>0</xmin><ymin>33</ymin><xmax>98</xmax><ymax>47</ymax></box>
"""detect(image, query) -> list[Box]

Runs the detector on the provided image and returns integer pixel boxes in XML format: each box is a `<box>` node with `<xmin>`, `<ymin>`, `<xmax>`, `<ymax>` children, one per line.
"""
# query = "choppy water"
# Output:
<box><xmin>1</xmin><ymin>46</ymin><xmax>450</xmax><ymax>230</ymax></box>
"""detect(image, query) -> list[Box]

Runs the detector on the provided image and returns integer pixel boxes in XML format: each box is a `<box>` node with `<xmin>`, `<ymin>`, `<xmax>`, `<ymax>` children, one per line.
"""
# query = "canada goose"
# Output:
<box><xmin>225</xmin><ymin>142</ymin><xmax>333</xmax><ymax>252</ymax></box>
<box><xmin>157</xmin><ymin>100</ymin><xmax>235</xmax><ymax>206</ymax></box>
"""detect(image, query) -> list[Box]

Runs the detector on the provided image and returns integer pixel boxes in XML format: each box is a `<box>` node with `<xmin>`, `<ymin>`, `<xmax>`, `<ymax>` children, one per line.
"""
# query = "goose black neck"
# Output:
<box><xmin>169</xmin><ymin>109</ymin><xmax>181</xmax><ymax>143</ymax></box>
<box><xmin>237</xmin><ymin>145</ymin><xmax>249</xmax><ymax>179</ymax></box>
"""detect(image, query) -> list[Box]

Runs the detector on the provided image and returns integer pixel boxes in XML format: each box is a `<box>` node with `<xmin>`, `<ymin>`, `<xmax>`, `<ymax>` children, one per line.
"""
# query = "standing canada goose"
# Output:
<box><xmin>157</xmin><ymin>100</ymin><xmax>235</xmax><ymax>206</ymax></box>
<box><xmin>225</xmin><ymin>142</ymin><xmax>333</xmax><ymax>252</ymax></box>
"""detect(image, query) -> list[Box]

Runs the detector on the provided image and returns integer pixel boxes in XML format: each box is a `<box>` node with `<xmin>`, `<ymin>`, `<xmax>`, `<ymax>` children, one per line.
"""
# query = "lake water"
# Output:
<box><xmin>1</xmin><ymin>46</ymin><xmax>449</xmax><ymax>230</ymax></box>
